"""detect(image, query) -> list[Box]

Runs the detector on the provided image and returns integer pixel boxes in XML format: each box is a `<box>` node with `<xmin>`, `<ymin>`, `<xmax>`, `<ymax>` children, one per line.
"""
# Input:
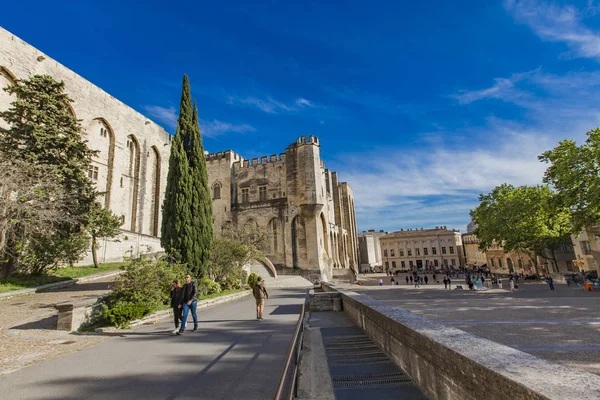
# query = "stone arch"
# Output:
<box><xmin>88</xmin><ymin>118</ymin><xmax>116</xmax><ymax>209</ymax></box>
<box><xmin>291</xmin><ymin>215</ymin><xmax>307</xmax><ymax>269</ymax></box>
<box><xmin>126</xmin><ymin>134</ymin><xmax>141</xmax><ymax>232</ymax></box>
<box><xmin>319</xmin><ymin>212</ymin><xmax>329</xmax><ymax>257</ymax></box>
<box><xmin>337</xmin><ymin>232</ymin><xmax>344</xmax><ymax>268</ymax></box>
<box><xmin>267</xmin><ymin>217</ymin><xmax>283</xmax><ymax>255</ymax></box>
<box><xmin>149</xmin><ymin>146</ymin><xmax>161</xmax><ymax>237</ymax></box>
<box><xmin>212</xmin><ymin>181</ymin><xmax>222</xmax><ymax>200</ymax></box>
<box><xmin>0</xmin><ymin>67</ymin><xmax>17</xmax><ymax>129</ymax></box>
<box><xmin>245</xmin><ymin>257</ymin><xmax>277</xmax><ymax>279</ymax></box>
<box><xmin>222</xmin><ymin>220</ymin><xmax>232</xmax><ymax>232</ymax></box>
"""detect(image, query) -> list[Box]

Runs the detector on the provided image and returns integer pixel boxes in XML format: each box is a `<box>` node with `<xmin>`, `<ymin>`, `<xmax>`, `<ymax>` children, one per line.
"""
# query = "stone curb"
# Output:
<box><xmin>95</xmin><ymin>290</ymin><xmax>252</xmax><ymax>333</ymax></box>
<box><xmin>0</xmin><ymin>270</ymin><xmax>123</xmax><ymax>300</ymax></box>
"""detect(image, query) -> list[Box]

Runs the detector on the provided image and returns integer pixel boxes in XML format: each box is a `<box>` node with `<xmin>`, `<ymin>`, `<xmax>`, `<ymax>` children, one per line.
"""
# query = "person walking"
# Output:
<box><xmin>253</xmin><ymin>276</ymin><xmax>269</xmax><ymax>320</ymax></box>
<box><xmin>433</xmin><ymin>273</ymin><xmax>436</xmax><ymax>282</ymax></box>
<box><xmin>498</xmin><ymin>278</ymin><xmax>503</xmax><ymax>289</ymax></box>
<box><xmin>170</xmin><ymin>280</ymin><xmax>184</xmax><ymax>334</ymax></box>
<box><xmin>178</xmin><ymin>274</ymin><xmax>198</xmax><ymax>335</ymax></box>
<box><xmin>414</xmin><ymin>276</ymin><xmax>420</xmax><ymax>288</ymax></box>
<box><xmin>443</xmin><ymin>277</ymin><xmax>448</xmax><ymax>289</ymax></box>
<box><xmin>447</xmin><ymin>277</ymin><xmax>452</xmax><ymax>290</ymax></box>
<box><xmin>378</xmin><ymin>278</ymin><xmax>383</xmax><ymax>286</ymax></box>
<box><xmin>390</xmin><ymin>277</ymin><xmax>395</xmax><ymax>285</ymax></box>
<box><xmin>424</xmin><ymin>275</ymin><xmax>429</xmax><ymax>285</ymax></box>
<box><xmin>509</xmin><ymin>276</ymin><xmax>515</xmax><ymax>292</ymax></box>
<box><xmin>566</xmin><ymin>277</ymin><xmax>571</xmax><ymax>287</ymax></box>
<box><xmin>547</xmin><ymin>276</ymin><xmax>555</xmax><ymax>291</ymax></box>
<box><xmin>410</xmin><ymin>275</ymin><xmax>413</xmax><ymax>284</ymax></box>
<box><xmin>405</xmin><ymin>275</ymin><xmax>409</xmax><ymax>284</ymax></box>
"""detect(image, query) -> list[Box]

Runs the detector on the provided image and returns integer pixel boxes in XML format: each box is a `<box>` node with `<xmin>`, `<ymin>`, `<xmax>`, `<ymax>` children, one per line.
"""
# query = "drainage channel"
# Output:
<box><xmin>321</xmin><ymin>326</ymin><xmax>429</xmax><ymax>400</ymax></box>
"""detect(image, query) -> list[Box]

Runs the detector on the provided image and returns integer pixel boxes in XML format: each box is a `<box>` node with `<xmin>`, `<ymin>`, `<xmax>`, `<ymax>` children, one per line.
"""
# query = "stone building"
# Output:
<box><xmin>205</xmin><ymin>137</ymin><xmax>358</xmax><ymax>282</ymax></box>
<box><xmin>358</xmin><ymin>230</ymin><xmax>387</xmax><ymax>273</ymax></box>
<box><xmin>571</xmin><ymin>228</ymin><xmax>600</xmax><ymax>272</ymax></box>
<box><xmin>485</xmin><ymin>242</ymin><xmax>576</xmax><ymax>276</ymax></box>
<box><xmin>0</xmin><ymin>27</ymin><xmax>171</xmax><ymax>263</ymax></box>
<box><xmin>0</xmin><ymin>27</ymin><xmax>359</xmax><ymax>280</ymax></box>
<box><xmin>462</xmin><ymin>232</ymin><xmax>487</xmax><ymax>268</ymax></box>
<box><xmin>379</xmin><ymin>227</ymin><xmax>464</xmax><ymax>272</ymax></box>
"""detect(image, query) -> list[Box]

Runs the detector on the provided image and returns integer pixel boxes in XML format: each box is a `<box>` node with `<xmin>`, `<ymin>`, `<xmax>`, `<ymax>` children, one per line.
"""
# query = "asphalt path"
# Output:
<box><xmin>0</xmin><ymin>288</ymin><xmax>307</xmax><ymax>400</ymax></box>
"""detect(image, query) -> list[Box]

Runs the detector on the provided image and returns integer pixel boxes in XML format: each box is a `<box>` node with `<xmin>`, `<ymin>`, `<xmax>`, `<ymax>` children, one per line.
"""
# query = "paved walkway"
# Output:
<box><xmin>0</xmin><ymin>277</ymin><xmax>115</xmax><ymax>375</ymax></box>
<box><xmin>0</xmin><ymin>287</ymin><xmax>307</xmax><ymax>400</ymax></box>
<box><xmin>349</xmin><ymin>273</ymin><xmax>600</xmax><ymax>376</ymax></box>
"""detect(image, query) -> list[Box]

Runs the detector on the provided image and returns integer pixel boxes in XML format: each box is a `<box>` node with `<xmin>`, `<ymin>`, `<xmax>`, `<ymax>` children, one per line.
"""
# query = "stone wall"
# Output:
<box><xmin>322</xmin><ymin>283</ymin><xmax>600</xmax><ymax>400</ymax></box>
<box><xmin>0</xmin><ymin>27</ymin><xmax>171</xmax><ymax>264</ymax></box>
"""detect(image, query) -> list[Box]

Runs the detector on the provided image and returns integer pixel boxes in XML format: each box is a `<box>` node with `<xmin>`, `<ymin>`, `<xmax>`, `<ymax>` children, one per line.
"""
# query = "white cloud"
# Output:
<box><xmin>142</xmin><ymin>105</ymin><xmax>178</xmax><ymax>130</ymax></box>
<box><xmin>227</xmin><ymin>95</ymin><xmax>316</xmax><ymax>113</ymax></box>
<box><xmin>504</xmin><ymin>0</ymin><xmax>600</xmax><ymax>60</ymax></box>
<box><xmin>199</xmin><ymin>119</ymin><xmax>256</xmax><ymax>137</ymax></box>
<box><xmin>452</xmin><ymin>70</ymin><xmax>537</xmax><ymax>104</ymax></box>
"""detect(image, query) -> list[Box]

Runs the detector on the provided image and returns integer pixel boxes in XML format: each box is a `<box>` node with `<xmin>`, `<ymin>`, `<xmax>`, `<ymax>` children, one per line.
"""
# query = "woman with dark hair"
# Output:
<box><xmin>170</xmin><ymin>280</ymin><xmax>184</xmax><ymax>334</ymax></box>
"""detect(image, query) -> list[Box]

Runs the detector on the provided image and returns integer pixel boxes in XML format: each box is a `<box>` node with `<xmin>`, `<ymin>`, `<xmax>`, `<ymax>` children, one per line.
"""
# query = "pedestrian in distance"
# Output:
<box><xmin>410</xmin><ymin>275</ymin><xmax>413</xmax><ymax>283</ymax></box>
<box><xmin>498</xmin><ymin>278</ymin><xmax>503</xmax><ymax>289</ymax></box>
<box><xmin>424</xmin><ymin>275</ymin><xmax>429</xmax><ymax>285</ymax></box>
<box><xmin>447</xmin><ymin>277</ymin><xmax>452</xmax><ymax>290</ymax></box>
<box><xmin>170</xmin><ymin>280</ymin><xmax>184</xmax><ymax>334</ymax></box>
<box><xmin>566</xmin><ymin>277</ymin><xmax>571</xmax><ymax>287</ymax></box>
<box><xmin>177</xmin><ymin>274</ymin><xmax>198</xmax><ymax>335</ymax></box>
<box><xmin>509</xmin><ymin>276</ymin><xmax>515</xmax><ymax>292</ymax></box>
<box><xmin>253</xmin><ymin>276</ymin><xmax>269</xmax><ymax>320</ymax></box>
<box><xmin>414</xmin><ymin>277</ymin><xmax>420</xmax><ymax>288</ymax></box>
<box><xmin>547</xmin><ymin>276</ymin><xmax>555</xmax><ymax>291</ymax></box>
<box><xmin>378</xmin><ymin>278</ymin><xmax>383</xmax><ymax>286</ymax></box>
<box><xmin>443</xmin><ymin>277</ymin><xmax>448</xmax><ymax>289</ymax></box>
<box><xmin>405</xmin><ymin>275</ymin><xmax>409</xmax><ymax>284</ymax></box>
<box><xmin>433</xmin><ymin>273</ymin><xmax>436</xmax><ymax>282</ymax></box>
<box><xmin>390</xmin><ymin>277</ymin><xmax>395</xmax><ymax>285</ymax></box>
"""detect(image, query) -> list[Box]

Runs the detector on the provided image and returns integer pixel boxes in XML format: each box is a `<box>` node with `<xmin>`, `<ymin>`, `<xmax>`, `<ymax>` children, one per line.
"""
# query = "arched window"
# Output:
<box><xmin>213</xmin><ymin>183</ymin><xmax>221</xmax><ymax>199</ymax></box>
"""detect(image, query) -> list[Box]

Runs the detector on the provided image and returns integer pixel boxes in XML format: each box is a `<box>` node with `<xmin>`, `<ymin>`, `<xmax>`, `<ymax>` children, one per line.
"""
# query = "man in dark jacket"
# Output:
<box><xmin>253</xmin><ymin>277</ymin><xmax>269</xmax><ymax>320</ymax></box>
<box><xmin>177</xmin><ymin>274</ymin><xmax>198</xmax><ymax>335</ymax></box>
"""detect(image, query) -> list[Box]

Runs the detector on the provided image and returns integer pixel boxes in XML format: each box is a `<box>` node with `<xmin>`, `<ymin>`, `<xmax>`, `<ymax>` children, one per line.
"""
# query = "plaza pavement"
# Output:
<box><xmin>347</xmin><ymin>273</ymin><xmax>600</xmax><ymax>376</ymax></box>
<box><xmin>0</xmin><ymin>286</ymin><xmax>308</xmax><ymax>400</ymax></box>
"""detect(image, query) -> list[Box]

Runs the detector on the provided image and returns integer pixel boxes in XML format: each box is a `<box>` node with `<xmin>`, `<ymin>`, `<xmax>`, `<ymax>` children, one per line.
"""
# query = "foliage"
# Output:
<box><xmin>54</xmin><ymin>262</ymin><xmax>127</xmax><ymax>278</ymax></box>
<box><xmin>539</xmin><ymin>128</ymin><xmax>600</xmax><ymax>233</ymax></box>
<box><xmin>101</xmin><ymin>301</ymin><xmax>151</xmax><ymax>329</ymax></box>
<box><xmin>0</xmin><ymin>75</ymin><xmax>98</xmax><ymax>276</ymax></box>
<box><xmin>198</xmin><ymin>276</ymin><xmax>221</xmax><ymax>296</ymax></box>
<box><xmin>247</xmin><ymin>273</ymin><xmax>259</xmax><ymax>288</ymax></box>
<box><xmin>188</xmin><ymin>100</ymin><xmax>213</xmax><ymax>277</ymax></box>
<box><xmin>103</xmin><ymin>258</ymin><xmax>187</xmax><ymax>326</ymax></box>
<box><xmin>161</xmin><ymin>75</ymin><xmax>213</xmax><ymax>277</ymax></box>
<box><xmin>21</xmin><ymin>232</ymin><xmax>90</xmax><ymax>275</ymax></box>
<box><xmin>470</xmin><ymin>184</ymin><xmax>572</xmax><ymax>274</ymax></box>
<box><xmin>86</xmin><ymin>202</ymin><xmax>122</xmax><ymax>268</ymax></box>
<box><xmin>0</xmin><ymin>274</ymin><xmax>69</xmax><ymax>293</ymax></box>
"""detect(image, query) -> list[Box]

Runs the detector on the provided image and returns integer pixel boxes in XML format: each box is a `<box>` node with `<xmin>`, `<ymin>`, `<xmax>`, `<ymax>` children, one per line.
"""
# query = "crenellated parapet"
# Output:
<box><xmin>292</xmin><ymin>135</ymin><xmax>320</xmax><ymax>146</ymax></box>
<box><xmin>205</xmin><ymin>150</ymin><xmax>244</xmax><ymax>164</ymax></box>
<box><xmin>233</xmin><ymin>153</ymin><xmax>286</xmax><ymax>170</ymax></box>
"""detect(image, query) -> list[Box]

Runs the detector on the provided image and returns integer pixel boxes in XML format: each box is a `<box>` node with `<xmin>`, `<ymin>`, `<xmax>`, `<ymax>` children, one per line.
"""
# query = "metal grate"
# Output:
<box><xmin>320</xmin><ymin>326</ymin><xmax>429</xmax><ymax>400</ymax></box>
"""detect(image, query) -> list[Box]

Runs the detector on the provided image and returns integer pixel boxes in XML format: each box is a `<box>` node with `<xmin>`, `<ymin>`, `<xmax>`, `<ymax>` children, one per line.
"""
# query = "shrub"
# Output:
<box><xmin>199</xmin><ymin>277</ymin><xmax>221</xmax><ymax>295</ymax></box>
<box><xmin>101</xmin><ymin>301</ymin><xmax>150</xmax><ymax>328</ymax></box>
<box><xmin>102</xmin><ymin>258</ymin><xmax>187</xmax><ymax>327</ymax></box>
<box><xmin>247</xmin><ymin>272</ymin><xmax>259</xmax><ymax>288</ymax></box>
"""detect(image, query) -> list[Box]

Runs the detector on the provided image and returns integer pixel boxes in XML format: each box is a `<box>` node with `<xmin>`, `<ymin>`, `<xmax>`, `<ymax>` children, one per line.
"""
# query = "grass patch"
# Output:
<box><xmin>0</xmin><ymin>262</ymin><xmax>127</xmax><ymax>294</ymax></box>
<box><xmin>198</xmin><ymin>289</ymin><xmax>246</xmax><ymax>301</ymax></box>
<box><xmin>54</xmin><ymin>262</ymin><xmax>127</xmax><ymax>279</ymax></box>
<box><xmin>0</xmin><ymin>274</ymin><xmax>69</xmax><ymax>293</ymax></box>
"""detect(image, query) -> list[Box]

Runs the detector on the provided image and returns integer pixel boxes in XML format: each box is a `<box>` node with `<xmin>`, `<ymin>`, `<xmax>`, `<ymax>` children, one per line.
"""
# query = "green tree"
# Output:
<box><xmin>87</xmin><ymin>202</ymin><xmax>122</xmax><ymax>268</ymax></box>
<box><xmin>0</xmin><ymin>75</ymin><xmax>97</xmax><ymax>274</ymax></box>
<box><xmin>189</xmin><ymin>100</ymin><xmax>213</xmax><ymax>276</ymax></box>
<box><xmin>161</xmin><ymin>76</ymin><xmax>193</xmax><ymax>266</ymax></box>
<box><xmin>539</xmin><ymin>128</ymin><xmax>600</xmax><ymax>233</ymax></box>
<box><xmin>470</xmin><ymin>184</ymin><xmax>571</xmax><ymax>275</ymax></box>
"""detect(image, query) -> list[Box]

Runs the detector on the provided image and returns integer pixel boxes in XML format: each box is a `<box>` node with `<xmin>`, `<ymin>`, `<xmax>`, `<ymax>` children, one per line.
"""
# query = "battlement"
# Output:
<box><xmin>233</xmin><ymin>153</ymin><xmax>286</xmax><ymax>169</ymax></box>
<box><xmin>205</xmin><ymin>150</ymin><xmax>244</xmax><ymax>163</ymax></box>
<box><xmin>295</xmin><ymin>135</ymin><xmax>320</xmax><ymax>145</ymax></box>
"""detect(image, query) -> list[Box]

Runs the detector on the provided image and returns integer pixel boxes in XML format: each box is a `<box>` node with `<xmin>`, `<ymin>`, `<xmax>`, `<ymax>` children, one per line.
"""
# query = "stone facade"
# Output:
<box><xmin>379</xmin><ymin>227</ymin><xmax>464</xmax><ymax>271</ymax></box>
<box><xmin>571</xmin><ymin>228</ymin><xmax>600</xmax><ymax>272</ymax></box>
<box><xmin>485</xmin><ymin>242</ymin><xmax>576</xmax><ymax>276</ymax></box>
<box><xmin>0</xmin><ymin>27</ymin><xmax>169</xmax><ymax>263</ymax></box>
<box><xmin>462</xmin><ymin>232</ymin><xmax>487</xmax><ymax>267</ymax></box>
<box><xmin>0</xmin><ymin>27</ymin><xmax>359</xmax><ymax>278</ymax></box>
<box><xmin>358</xmin><ymin>230</ymin><xmax>387</xmax><ymax>273</ymax></box>
<box><xmin>206</xmin><ymin>137</ymin><xmax>358</xmax><ymax>281</ymax></box>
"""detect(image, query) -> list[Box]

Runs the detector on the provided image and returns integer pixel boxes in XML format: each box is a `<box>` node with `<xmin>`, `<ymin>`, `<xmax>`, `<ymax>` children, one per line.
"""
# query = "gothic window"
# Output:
<box><xmin>100</xmin><ymin>127</ymin><xmax>108</xmax><ymax>137</ymax></box>
<box><xmin>213</xmin><ymin>184</ymin><xmax>221</xmax><ymax>199</ymax></box>
<box><xmin>259</xmin><ymin>186</ymin><xmax>267</xmax><ymax>201</ymax></box>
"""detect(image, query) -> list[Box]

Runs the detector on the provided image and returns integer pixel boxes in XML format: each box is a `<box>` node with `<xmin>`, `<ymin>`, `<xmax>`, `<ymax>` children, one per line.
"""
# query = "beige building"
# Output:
<box><xmin>0</xmin><ymin>27</ymin><xmax>359</xmax><ymax>280</ymax></box>
<box><xmin>379</xmin><ymin>227</ymin><xmax>464</xmax><ymax>272</ymax></box>
<box><xmin>571</xmin><ymin>229</ymin><xmax>600</xmax><ymax>272</ymax></box>
<box><xmin>486</xmin><ymin>242</ymin><xmax>576</xmax><ymax>276</ymax></box>
<box><xmin>206</xmin><ymin>139</ymin><xmax>358</xmax><ymax>281</ymax></box>
<box><xmin>358</xmin><ymin>230</ymin><xmax>387</xmax><ymax>273</ymax></box>
<box><xmin>462</xmin><ymin>233</ymin><xmax>487</xmax><ymax>268</ymax></box>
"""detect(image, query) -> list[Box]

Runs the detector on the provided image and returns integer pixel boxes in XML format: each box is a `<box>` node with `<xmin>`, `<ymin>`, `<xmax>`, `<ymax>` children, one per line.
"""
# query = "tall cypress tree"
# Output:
<box><xmin>161</xmin><ymin>75</ymin><xmax>194</xmax><ymax>265</ymax></box>
<box><xmin>189</xmin><ymin>100</ymin><xmax>213</xmax><ymax>276</ymax></box>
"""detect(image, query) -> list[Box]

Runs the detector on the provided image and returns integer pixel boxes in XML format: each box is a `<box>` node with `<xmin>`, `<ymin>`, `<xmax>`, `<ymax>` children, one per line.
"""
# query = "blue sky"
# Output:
<box><xmin>3</xmin><ymin>0</ymin><xmax>600</xmax><ymax>232</ymax></box>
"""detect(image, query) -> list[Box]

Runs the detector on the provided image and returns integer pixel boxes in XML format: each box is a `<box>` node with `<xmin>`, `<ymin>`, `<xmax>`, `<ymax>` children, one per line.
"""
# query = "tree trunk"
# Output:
<box><xmin>91</xmin><ymin>237</ymin><xmax>99</xmax><ymax>268</ymax></box>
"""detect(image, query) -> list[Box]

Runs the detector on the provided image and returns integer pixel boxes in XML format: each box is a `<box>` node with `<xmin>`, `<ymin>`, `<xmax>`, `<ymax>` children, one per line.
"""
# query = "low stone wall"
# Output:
<box><xmin>322</xmin><ymin>283</ymin><xmax>600</xmax><ymax>400</ymax></box>
<box><xmin>308</xmin><ymin>290</ymin><xmax>342</xmax><ymax>312</ymax></box>
<box><xmin>55</xmin><ymin>296</ymin><xmax>106</xmax><ymax>331</ymax></box>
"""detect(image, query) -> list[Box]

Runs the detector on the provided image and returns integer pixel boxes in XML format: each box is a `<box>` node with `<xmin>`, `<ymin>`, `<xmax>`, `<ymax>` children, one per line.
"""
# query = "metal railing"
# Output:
<box><xmin>273</xmin><ymin>296</ymin><xmax>307</xmax><ymax>400</ymax></box>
